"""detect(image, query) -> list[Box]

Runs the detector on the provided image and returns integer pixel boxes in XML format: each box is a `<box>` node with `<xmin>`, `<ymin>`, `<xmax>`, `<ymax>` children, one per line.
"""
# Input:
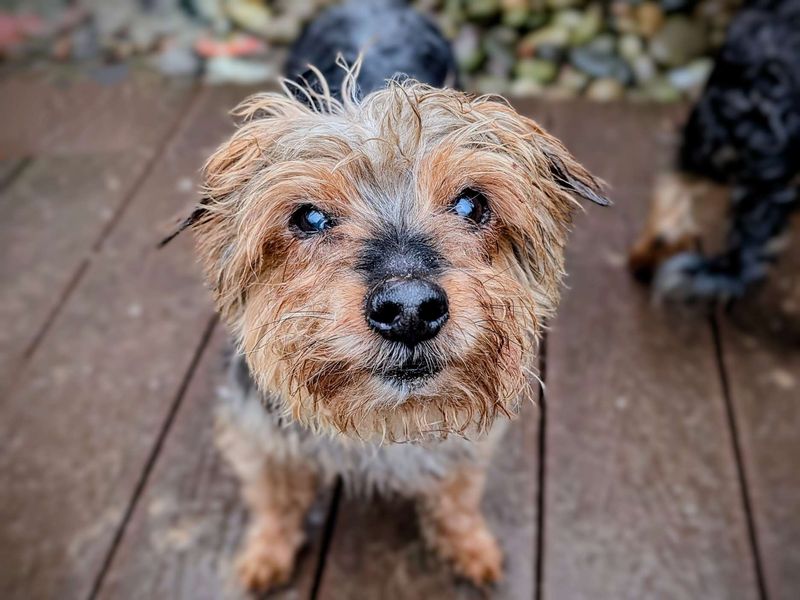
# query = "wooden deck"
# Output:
<box><xmin>1</xmin><ymin>73</ymin><xmax>798</xmax><ymax>600</ymax></box>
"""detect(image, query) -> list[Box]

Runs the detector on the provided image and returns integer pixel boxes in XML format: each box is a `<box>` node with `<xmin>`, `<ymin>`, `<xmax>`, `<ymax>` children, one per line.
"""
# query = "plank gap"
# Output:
<box><xmin>86</xmin><ymin>314</ymin><xmax>219</xmax><ymax>600</ymax></box>
<box><xmin>21</xmin><ymin>258</ymin><xmax>90</xmax><ymax>362</ymax></box>
<box><xmin>534</xmin><ymin>332</ymin><xmax>548</xmax><ymax>600</ymax></box>
<box><xmin>709</xmin><ymin>315</ymin><xmax>769</xmax><ymax>600</ymax></box>
<box><xmin>310</xmin><ymin>477</ymin><xmax>344</xmax><ymax>600</ymax></box>
<box><xmin>90</xmin><ymin>87</ymin><xmax>201</xmax><ymax>254</ymax></box>
<box><xmin>0</xmin><ymin>156</ymin><xmax>32</xmax><ymax>194</ymax></box>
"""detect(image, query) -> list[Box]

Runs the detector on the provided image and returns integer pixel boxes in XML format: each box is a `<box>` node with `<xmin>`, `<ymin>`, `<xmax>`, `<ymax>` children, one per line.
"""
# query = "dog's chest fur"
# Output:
<box><xmin>216</xmin><ymin>352</ymin><xmax>501</xmax><ymax>495</ymax></box>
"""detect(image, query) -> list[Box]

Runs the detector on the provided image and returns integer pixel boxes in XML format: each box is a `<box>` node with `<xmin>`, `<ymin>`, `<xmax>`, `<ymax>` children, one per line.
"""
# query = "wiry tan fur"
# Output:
<box><xmin>629</xmin><ymin>171</ymin><xmax>703</xmax><ymax>281</ymax></box>
<box><xmin>187</xmin><ymin>67</ymin><xmax>604</xmax><ymax>592</ymax></box>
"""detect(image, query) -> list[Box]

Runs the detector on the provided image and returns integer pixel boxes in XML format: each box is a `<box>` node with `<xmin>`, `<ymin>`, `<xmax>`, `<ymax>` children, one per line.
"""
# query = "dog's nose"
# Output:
<box><xmin>366</xmin><ymin>279</ymin><xmax>449</xmax><ymax>346</ymax></box>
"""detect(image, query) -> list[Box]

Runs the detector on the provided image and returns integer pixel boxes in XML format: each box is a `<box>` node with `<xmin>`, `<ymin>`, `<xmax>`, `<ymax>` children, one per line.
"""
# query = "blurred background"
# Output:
<box><xmin>1</xmin><ymin>1</ymin><xmax>798</xmax><ymax>600</ymax></box>
<box><xmin>1</xmin><ymin>0</ymin><xmax>737</xmax><ymax>100</ymax></box>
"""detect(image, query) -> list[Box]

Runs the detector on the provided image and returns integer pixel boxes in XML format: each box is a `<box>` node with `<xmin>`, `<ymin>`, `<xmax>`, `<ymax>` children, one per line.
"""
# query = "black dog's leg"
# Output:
<box><xmin>654</xmin><ymin>186</ymin><xmax>797</xmax><ymax>304</ymax></box>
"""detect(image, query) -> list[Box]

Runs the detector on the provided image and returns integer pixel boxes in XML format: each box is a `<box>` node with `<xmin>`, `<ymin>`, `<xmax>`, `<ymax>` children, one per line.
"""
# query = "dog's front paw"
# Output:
<box><xmin>235</xmin><ymin>530</ymin><xmax>297</xmax><ymax>593</ymax></box>
<box><xmin>447</xmin><ymin>525</ymin><xmax>504</xmax><ymax>585</ymax></box>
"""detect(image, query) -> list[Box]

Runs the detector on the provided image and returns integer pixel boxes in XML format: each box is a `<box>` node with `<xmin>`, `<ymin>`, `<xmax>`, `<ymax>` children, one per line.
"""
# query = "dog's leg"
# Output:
<box><xmin>654</xmin><ymin>185</ymin><xmax>797</xmax><ymax>303</ymax></box>
<box><xmin>233</xmin><ymin>457</ymin><xmax>318</xmax><ymax>592</ymax></box>
<box><xmin>417</xmin><ymin>465</ymin><xmax>503</xmax><ymax>585</ymax></box>
<box><xmin>215</xmin><ymin>366</ymin><xmax>319</xmax><ymax>593</ymax></box>
<box><xmin>629</xmin><ymin>171</ymin><xmax>702</xmax><ymax>282</ymax></box>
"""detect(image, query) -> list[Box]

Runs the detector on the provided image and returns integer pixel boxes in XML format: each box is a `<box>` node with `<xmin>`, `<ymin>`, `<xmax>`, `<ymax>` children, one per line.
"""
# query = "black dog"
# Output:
<box><xmin>630</xmin><ymin>0</ymin><xmax>800</xmax><ymax>303</ymax></box>
<box><xmin>285</xmin><ymin>0</ymin><xmax>458</xmax><ymax>100</ymax></box>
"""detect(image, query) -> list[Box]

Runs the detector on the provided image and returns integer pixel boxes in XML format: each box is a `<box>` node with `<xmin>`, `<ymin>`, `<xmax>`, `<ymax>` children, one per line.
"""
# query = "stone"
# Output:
<box><xmin>225</xmin><ymin>0</ymin><xmax>272</xmax><ymax>36</ymax></box>
<box><xmin>466</xmin><ymin>0</ymin><xmax>501</xmax><ymax>21</ymax></box>
<box><xmin>510</xmin><ymin>78</ymin><xmax>545</xmax><ymax>96</ymax></box>
<box><xmin>474</xmin><ymin>75</ymin><xmax>509</xmax><ymax>94</ymax></box>
<box><xmin>650</xmin><ymin>16</ymin><xmax>707</xmax><ymax>67</ymax></box>
<box><xmin>570</xmin><ymin>3</ymin><xmax>603</xmax><ymax>47</ymax></box>
<box><xmin>556</xmin><ymin>65</ymin><xmax>589</xmax><ymax>93</ymax></box>
<box><xmin>660</xmin><ymin>0</ymin><xmax>698</xmax><ymax>13</ymax></box>
<box><xmin>453</xmin><ymin>25</ymin><xmax>485</xmax><ymax>73</ymax></box>
<box><xmin>154</xmin><ymin>42</ymin><xmax>201</xmax><ymax>77</ymax></box>
<box><xmin>667</xmin><ymin>58</ymin><xmax>713</xmax><ymax>93</ymax></box>
<box><xmin>644</xmin><ymin>77</ymin><xmax>683</xmax><ymax>102</ymax></box>
<box><xmin>586</xmin><ymin>78</ymin><xmax>625</xmax><ymax>101</ymax></box>
<box><xmin>517</xmin><ymin>25</ymin><xmax>569</xmax><ymax>58</ymax></box>
<box><xmin>546</xmin><ymin>0</ymin><xmax>581</xmax><ymax>8</ymax></box>
<box><xmin>618</xmin><ymin>33</ymin><xmax>644</xmax><ymax>62</ymax></box>
<box><xmin>631</xmin><ymin>53</ymin><xmax>658</xmax><ymax>84</ymax></box>
<box><xmin>636</xmin><ymin>2</ymin><xmax>665</xmax><ymax>38</ymax></box>
<box><xmin>570</xmin><ymin>39</ymin><xmax>633</xmax><ymax>84</ymax></box>
<box><xmin>205</xmin><ymin>56</ymin><xmax>275</xmax><ymax>85</ymax></box>
<box><xmin>515</xmin><ymin>58</ymin><xmax>558</xmax><ymax>84</ymax></box>
<box><xmin>483</xmin><ymin>26</ymin><xmax>518</xmax><ymax>78</ymax></box>
<box><xmin>552</xmin><ymin>9</ymin><xmax>583</xmax><ymax>35</ymax></box>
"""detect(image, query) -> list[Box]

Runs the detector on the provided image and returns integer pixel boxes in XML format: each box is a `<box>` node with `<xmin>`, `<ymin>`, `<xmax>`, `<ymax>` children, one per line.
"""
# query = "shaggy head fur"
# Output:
<box><xmin>187</xmin><ymin>68</ymin><xmax>606</xmax><ymax>442</ymax></box>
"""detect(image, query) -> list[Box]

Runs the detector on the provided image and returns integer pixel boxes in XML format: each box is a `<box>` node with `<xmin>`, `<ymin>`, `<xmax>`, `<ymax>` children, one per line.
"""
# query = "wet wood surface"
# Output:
<box><xmin>1</xmin><ymin>75</ymin><xmax>797</xmax><ymax>600</ymax></box>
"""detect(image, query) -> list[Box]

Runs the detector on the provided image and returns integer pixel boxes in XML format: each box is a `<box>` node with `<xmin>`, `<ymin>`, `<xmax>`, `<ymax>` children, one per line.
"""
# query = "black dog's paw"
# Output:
<box><xmin>653</xmin><ymin>252</ymin><xmax>748</xmax><ymax>306</ymax></box>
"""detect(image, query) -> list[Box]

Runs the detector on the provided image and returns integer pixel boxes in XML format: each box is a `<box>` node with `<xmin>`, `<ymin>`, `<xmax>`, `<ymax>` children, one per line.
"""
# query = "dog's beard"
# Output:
<box><xmin>240</xmin><ymin>312</ymin><xmax>534</xmax><ymax>443</ymax></box>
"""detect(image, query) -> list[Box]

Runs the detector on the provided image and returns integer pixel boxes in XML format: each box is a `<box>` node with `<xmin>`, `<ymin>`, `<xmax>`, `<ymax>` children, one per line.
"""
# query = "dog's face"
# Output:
<box><xmin>190</xmin><ymin>78</ymin><xmax>606</xmax><ymax>441</ymax></box>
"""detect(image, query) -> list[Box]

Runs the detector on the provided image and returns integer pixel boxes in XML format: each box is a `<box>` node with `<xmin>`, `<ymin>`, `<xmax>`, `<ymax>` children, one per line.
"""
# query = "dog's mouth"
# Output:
<box><xmin>376</xmin><ymin>356</ymin><xmax>443</xmax><ymax>387</ymax></box>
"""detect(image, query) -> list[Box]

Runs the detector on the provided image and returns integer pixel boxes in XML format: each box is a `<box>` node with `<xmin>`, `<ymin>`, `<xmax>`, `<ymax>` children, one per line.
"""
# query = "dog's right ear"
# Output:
<box><xmin>540</xmin><ymin>142</ymin><xmax>610</xmax><ymax>207</ymax></box>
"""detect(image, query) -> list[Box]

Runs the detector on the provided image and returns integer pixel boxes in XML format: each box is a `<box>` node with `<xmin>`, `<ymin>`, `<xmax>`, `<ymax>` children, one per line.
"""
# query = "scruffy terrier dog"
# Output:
<box><xmin>629</xmin><ymin>0</ymin><xmax>800</xmax><ymax>303</ymax></box>
<box><xmin>168</xmin><ymin>0</ymin><xmax>606</xmax><ymax>592</ymax></box>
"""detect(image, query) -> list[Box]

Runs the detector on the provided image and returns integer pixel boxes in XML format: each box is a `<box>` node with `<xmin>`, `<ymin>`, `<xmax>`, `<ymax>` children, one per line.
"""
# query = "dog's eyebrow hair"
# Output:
<box><xmin>158</xmin><ymin>198</ymin><xmax>212</xmax><ymax>248</ymax></box>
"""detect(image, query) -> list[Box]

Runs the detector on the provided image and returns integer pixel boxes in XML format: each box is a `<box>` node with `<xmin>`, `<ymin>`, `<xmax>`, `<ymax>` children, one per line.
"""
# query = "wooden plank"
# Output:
<box><xmin>0</xmin><ymin>72</ymin><xmax>194</xmax><ymax>159</ymax></box>
<box><xmin>0</xmin><ymin>78</ymin><xmax>192</xmax><ymax>395</ymax></box>
<box><xmin>717</xmin><ymin>224</ymin><xmax>800</xmax><ymax>600</ymax></box>
<box><xmin>315</xmin><ymin>400</ymin><xmax>540</xmax><ymax>600</ymax></box>
<box><xmin>0</xmin><ymin>87</ymin><xmax>248</xmax><ymax>600</ymax></box>
<box><xmin>541</xmin><ymin>103</ymin><xmax>760</xmax><ymax>599</ymax></box>
<box><xmin>95</xmin><ymin>327</ymin><xmax>334</xmax><ymax>600</ymax></box>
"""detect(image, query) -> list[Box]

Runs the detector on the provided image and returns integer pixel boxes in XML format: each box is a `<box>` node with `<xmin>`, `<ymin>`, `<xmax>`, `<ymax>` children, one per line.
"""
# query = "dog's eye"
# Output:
<box><xmin>450</xmin><ymin>189</ymin><xmax>489</xmax><ymax>225</ymax></box>
<box><xmin>290</xmin><ymin>204</ymin><xmax>334</xmax><ymax>235</ymax></box>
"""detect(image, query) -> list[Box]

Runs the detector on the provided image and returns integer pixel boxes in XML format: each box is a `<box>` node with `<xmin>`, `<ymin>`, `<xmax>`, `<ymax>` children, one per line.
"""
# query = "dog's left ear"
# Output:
<box><xmin>159</xmin><ymin>200</ymin><xmax>210</xmax><ymax>248</ymax></box>
<box><xmin>543</xmin><ymin>146</ymin><xmax>610</xmax><ymax>206</ymax></box>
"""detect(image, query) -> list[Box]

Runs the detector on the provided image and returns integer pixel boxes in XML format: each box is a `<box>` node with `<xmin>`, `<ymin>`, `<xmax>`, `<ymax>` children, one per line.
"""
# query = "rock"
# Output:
<box><xmin>556</xmin><ymin>65</ymin><xmax>589</xmax><ymax>93</ymax></box>
<box><xmin>261</xmin><ymin>15</ymin><xmax>302</xmax><ymax>45</ymax></box>
<box><xmin>667</xmin><ymin>58</ymin><xmax>712</xmax><ymax>93</ymax></box>
<box><xmin>631</xmin><ymin>53</ymin><xmax>658</xmax><ymax>84</ymax></box>
<box><xmin>650</xmin><ymin>16</ymin><xmax>707</xmax><ymax>67</ymax></box>
<box><xmin>570</xmin><ymin>38</ymin><xmax>632</xmax><ymax>84</ymax></box>
<box><xmin>466</xmin><ymin>0</ymin><xmax>501</xmax><ymax>21</ymax></box>
<box><xmin>618</xmin><ymin>33</ymin><xmax>643</xmax><ymax>62</ymax></box>
<box><xmin>205</xmin><ymin>56</ymin><xmax>275</xmax><ymax>85</ymax></box>
<box><xmin>552</xmin><ymin>9</ymin><xmax>583</xmax><ymax>36</ymax></box>
<box><xmin>636</xmin><ymin>2</ymin><xmax>665</xmax><ymax>38</ymax></box>
<box><xmin>610</xmin><ymin>0</ymin><xmax>637</xmax><ymax>34</ymax></box>
<box><xmin>453</xmin><ymin>25</ymin><xmax>485</xmax><ymax>73</ymax></box>
<box><xmin>643</xmin><ymin>77</ymin><xmax>682</xmax><ymax>102</ymax></box>
<box><xmin>546</xmin><ymin>0</ymin><xmax>581</xmax><ymax>8</ymax></box>
<box><xmin>515</xmin><ymin>58</ymin><xmax>558</xmax><ymax>84</ymax></box>
<box><xmin>660</xmin><ymin>0</ymin><xmax>698</xmax><ymax>13</ymax></box>
<box><xmin>536</xmin><ymin>43</ymin><xmax>566</xmax><ymax>63</ymax></box>
<box><xmin>584</xmin><ymin>33</ymin><xmax>615</xmax><ymax>55</ymax></box>
<box><xmin>586</xmin><ymin>78</ymin><xmax>625</xmax><ymax>101</ymax></box>
<box><xmin>483</xmin><ymin>26</ymin><xmax>518</xmax><ymax>78</ymax></box>
<box><xmin>510</xmin><ymin>78</ymin><xmax>545</xmax><ymax>96</ymax></box>
<box><xmin>474</xmin><ymin>75</ymin><xmax>509</xmax><ymax>95</ymax></box>
<box><xmin>501</xmin><ymin>0</ymin><xmax>530</xmax><ymax>28</ymax></box>
<box><xmin>154</xmin><ymin>42</ymin><xmax>200</xmax><ymax>77</ymax></box>
<box><xmin>570</xmin><ymin>3</ymin><xmax>603</xmax><ymax>47</ymax></box>
<box><xmin>225</xmin><ymin>0</ymin><xmax>272</xmax><ymax>36</ymax></box>
<box><xmin>517</xmin><ymin>25</ymin><xmax>569</xmax><ymax>58</ymax></box>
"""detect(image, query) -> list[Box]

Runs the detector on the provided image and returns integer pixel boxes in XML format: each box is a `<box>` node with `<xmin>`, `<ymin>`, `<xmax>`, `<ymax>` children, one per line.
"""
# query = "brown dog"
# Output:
<box><xmin>171</xmin><ymin>5</ymin><xmax>607</xmax><ymax>592</ymax></box>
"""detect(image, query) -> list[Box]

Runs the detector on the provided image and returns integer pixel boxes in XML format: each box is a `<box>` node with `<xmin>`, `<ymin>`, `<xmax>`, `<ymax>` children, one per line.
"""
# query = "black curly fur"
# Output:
<box><xmin>658</xmin><ymin>0</ymin><xmax>800</xmax><ymax>303</ymax></box>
